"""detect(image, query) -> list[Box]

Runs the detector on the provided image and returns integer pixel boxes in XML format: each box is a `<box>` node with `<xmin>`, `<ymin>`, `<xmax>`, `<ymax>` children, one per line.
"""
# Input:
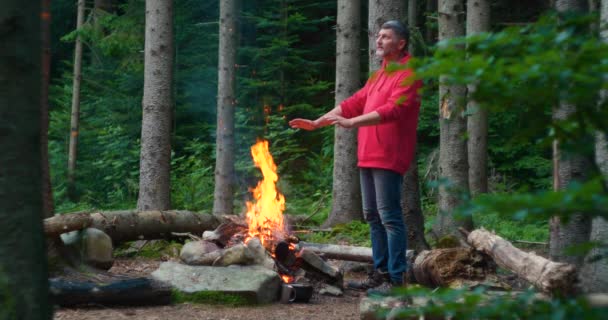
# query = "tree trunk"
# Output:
<box><xmin>466</xmin><ymin>0</ymin><xmax>490</xmax><ymax>196</ymax></box>
<box><xmin>41</xmin><ymin>0</ymin><xmax>53</xmax><ymax>218</ymax></box>
<box><xmin>67</xmin><ymin>0</ymin><xmax>86</xmax><ymax>201</ymax></box>
<box><xmin>137</xmin><ymin>0</ymin><xmax>174</xmax><ymax>211</ymax></box>
<box><xmin>408</xmin><ymin>0</ymin><xmax>418</xmax><ymax>55</ymax></box>
<box><xmin>44</xmin><ymin>210</ymin><xmax>221</xmax><ymax>244</ymax></box>
<box><xmin>581</xmin><ymin>0</ymin><xmax>608</xmax><ymax>293</ymax></box>
<box><xmin>550</xmin><ymin>0</ymin><xmax>592</xmax><ymax>267</ymax></box>
<box><xmin>401</xmin><ymin>159</ymin><xmax>431</xmax><ymax>252</ymax></box>
<box><xmin>0</xmin><ymin>1</ymin><xmax>52</xmax><ymax>317</ymax></box>
<box><xmin>425</xmin><ymin>0</ymin><xmax>437</xmax><ymax>45</ymax></box>
<box><xmin>324</xmin><ymin>0</ymin><xmax>363</xmax><ymax>227</ymax></box>
<box><xmin>368</xmin><ymin>0</ymin><xmax>406</xmax><ymax>70</ymax></box>
<box><xmin>433</xmin><ymin>0</ymin><xmax>473</xmax><ymax>239</ymax></box>
<box><xmin>213</xmin><ymin>0</ymin><xmax>240</xmax><ymax>216</ymax></box>
<box><xmin>467</xmin><ymin>228</ymin><xmax>578</xmax><ymax>295</ymax></box>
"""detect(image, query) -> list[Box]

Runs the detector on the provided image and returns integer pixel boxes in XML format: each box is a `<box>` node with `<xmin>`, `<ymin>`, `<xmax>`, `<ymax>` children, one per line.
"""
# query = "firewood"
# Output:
<box><xmin>466</xmin><ymin>228</ymin><xmax>577</xmax><ymax>295</ymax></box>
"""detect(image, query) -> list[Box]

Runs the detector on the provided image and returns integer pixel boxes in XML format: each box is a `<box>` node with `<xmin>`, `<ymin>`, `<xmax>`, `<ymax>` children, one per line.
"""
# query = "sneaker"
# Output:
<box><xmin>346</xmin><ymin>270</ymin><xmax>390</xmax><ymax>291</ymax></box>
<box><xmin>365</xmin><ymin>281</ymin><xmax>395</xmax><ymax>296</ymax></box>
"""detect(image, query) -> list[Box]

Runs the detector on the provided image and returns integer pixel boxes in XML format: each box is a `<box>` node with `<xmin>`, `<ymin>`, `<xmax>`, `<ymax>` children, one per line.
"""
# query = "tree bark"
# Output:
<box><xmin>425</xmin><ymin>0</ymin><xmax>438</xmax><ymax>45</ymax></box>
<box><xmin>467</xmin><ymin>228</ymin><xmax>578</xmax><ymax>295</ymax></box>
<box><xmin>466</xmin><ymin>0</ymin><xmax>490</xmax><ymax>197</ymax></box>
<box><xmin>412</xmin><ymin>247</ymin><xmax>495</xmax><ymax>287</ymax></box>
<box><xmin>41</xmin><ymin>0</ymin><xmax>54</xmax><ymax>218</ymax></box>
<box><xmin>550</xmin><ymin>1</ymin><xmax>592</xmax><ymax>267</ymax></box>
<box><xmin>44</xmin><ymin>210</ymin><xmax>221</xmax><ymax>244</ymax></box>
<box><xmin>408</xmin><ymin>0</ymin><xmax>418</xmax><ymax>55</ymax></box>
<box><xmin>50</xmin><ymin>277</ymin><xmax>171</xmax><ymax>307</ymax></box>
<box><xmin>581</xmin><ymin>0</ymin><xmax>608</xmax><ymax>293</ymax></box>
<box><xmin>324</xmin><ymin>0</ymin><xmax>363</xmax><ymax>227</ymax></box>
<box><xmin>67</xmin><ymin>0</ymin><xmax>86</xmax><ymax>201</ymax></box>
<box><xmin>434</xmin><ymin>0</ymin><xmax>473</xmax><ymax>239</ymax></box>
<box><xmin>213</xmin><ymin>0</ymin><xmax>240</xmax><ymax>216</ymax></box>
<box><xmin>401</xmin><ymin>159</ymin><xmax>431</xmax><ymax>252</ymax></box>
<box><xmin>368</xmin><ymin>0</ymin><xmax>406</xmax><ymax>70</ymax></box>
<box><xmin>137</xmin><ymin>0</ymin><xmax>174</xmax><ymax>211</ymax></box>
<box><xmin>0</xmin><ymin>1</ymin><xmax>52</xmax><ymax>317</ymax></box>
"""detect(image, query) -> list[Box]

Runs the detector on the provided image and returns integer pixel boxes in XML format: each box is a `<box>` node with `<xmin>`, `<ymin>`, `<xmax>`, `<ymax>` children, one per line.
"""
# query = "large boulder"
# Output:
<box><xmin>61</xmin><ymin>228</ymin><xmax>114</xmax><ymax>269</ymax></box>
<box><xmin>151</xmin><ymin>261</ymin><xmax>282</xmax><ymax>304</ymax></box>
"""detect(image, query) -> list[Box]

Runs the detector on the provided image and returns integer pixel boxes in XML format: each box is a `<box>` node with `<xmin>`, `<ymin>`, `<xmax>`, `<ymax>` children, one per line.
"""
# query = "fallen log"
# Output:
<box><xmin>44</xmin><ymin>210</ymin><xmax>221</xmax><ymax>243</ymax></box>
<box><xmin>50</xmin><ymin>277</ymin><xmax>172</xmax><ymax>307</ymax></box>
<box><xmin>466</xmin><ymin>228</ymin><xmax>577</xmax><ymax>295</ymax></box>
<box><xmin>44</xmin><ymin>212</ymin><xmax>92</xmax><ymax>237</ymax></box>
<box><xmin>296</xmin><ymin>242</ymin><xmax>416</xmax><ymax>263</ymax></box>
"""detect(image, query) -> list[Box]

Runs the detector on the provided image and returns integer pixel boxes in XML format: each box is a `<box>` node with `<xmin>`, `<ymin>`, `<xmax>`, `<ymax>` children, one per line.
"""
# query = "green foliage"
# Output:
<box><xmin>378</xmin><ymin>286</ymin><xmax>604</xmax><ymax>319</ymax></box>
<box><xmin>172</xmin><ymin>290</ymin><xmax>253</xmax><ymax>306</ymax></box>
<box><xmin>412</xmin><ymin>12</ymin><xmax>608</xmax><ymax>156</ymax></box>
<box><xmin>115</xmin><ymin>240</ymin><xmax>183</xmax><ymax>259</ymax></box>
<box><xmin>300</xmin><ymin>221</ymin><xmax>371</xmax><ymax>246</ymax></box>
<box><xmin>171</xmin><ymin>139</ymin><xmax>215</xmax><ymax>211</ymax></box>
<box><xmin>464</xmin><ymin>178</ymin><xmax>608</xmax><ymax>224</ymax></box>
<box><xmin>0</xmin><ymin>267</ymin><xmax>16</xmax><ymax>320</ymax></box>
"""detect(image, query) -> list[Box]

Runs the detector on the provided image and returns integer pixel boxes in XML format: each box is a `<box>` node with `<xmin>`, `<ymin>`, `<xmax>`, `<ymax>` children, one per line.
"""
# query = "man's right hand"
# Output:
<box><xmin>289</xmin><ymin>118</ymin><xmax>317</xmax><ymax>131</ymax></box>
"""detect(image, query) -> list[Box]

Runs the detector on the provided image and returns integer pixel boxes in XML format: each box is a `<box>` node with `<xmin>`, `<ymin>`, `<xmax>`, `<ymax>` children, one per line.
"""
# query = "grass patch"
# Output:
<box><xmin>115</xmin><ymin>240</ymin><xmax>183</xmax><ymax>259</ymax></box>
<box><xmin>299</xmin><ymin>220</ymin><xmax>371</xmax><ymax>246</ymax></box>
<box><xmin>172</xmin><ymin>290</ymin><xmax>254</xmax><ymax>306</ymax></box>
<box><xmin>473</xmin><ymin>212</ymin><xmax>548</xmax><ymax>243</ymax></box>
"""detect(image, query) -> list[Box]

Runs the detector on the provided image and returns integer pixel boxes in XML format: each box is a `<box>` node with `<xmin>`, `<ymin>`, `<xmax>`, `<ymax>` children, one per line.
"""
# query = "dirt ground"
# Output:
<box><xmin>53</xmin><ymin>258</ymin><xmax>364</xmax><ymax>320</ymax></box>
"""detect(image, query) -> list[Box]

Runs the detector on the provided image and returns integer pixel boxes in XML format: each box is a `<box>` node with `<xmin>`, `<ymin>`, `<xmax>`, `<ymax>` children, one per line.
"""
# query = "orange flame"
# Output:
<box><xmin>245</xmin><ymin>139</ymin><xmax>286</xmax><ymax>250</ymax></box>
<box><xmin>281</xmin><ymin>274</ymin><xmax>294</xmax><ymax>283</ymax></box>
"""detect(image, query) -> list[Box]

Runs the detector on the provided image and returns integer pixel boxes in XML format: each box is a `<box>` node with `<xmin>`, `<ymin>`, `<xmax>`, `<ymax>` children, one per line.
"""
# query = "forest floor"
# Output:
<box><xmin>53</xmin><ymin>257</ymin><xmax>363</xmax><ymax>320</ymax></box>
<box><xmin>52</xmin><ymin>245</ymin><xmax>539</xmax><ymax>320</ymax></box>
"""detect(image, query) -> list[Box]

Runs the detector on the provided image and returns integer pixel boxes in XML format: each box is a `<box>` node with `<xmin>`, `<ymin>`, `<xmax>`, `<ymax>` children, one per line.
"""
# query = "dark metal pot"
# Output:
<box><xmin>280</xmin><ymin>283</ymin><xmax>313</xmax><ymax>303</ymax></box>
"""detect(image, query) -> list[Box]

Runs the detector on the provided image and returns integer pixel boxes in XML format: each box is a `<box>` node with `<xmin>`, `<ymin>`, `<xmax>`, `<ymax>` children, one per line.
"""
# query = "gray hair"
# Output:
<box><xmin>381</xmin><ymin>20</ymin><xmax>409</xmax><ymax>45</ymax></box>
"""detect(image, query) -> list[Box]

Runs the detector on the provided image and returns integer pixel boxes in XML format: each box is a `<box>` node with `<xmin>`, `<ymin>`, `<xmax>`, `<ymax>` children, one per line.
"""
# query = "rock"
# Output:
<box><xmin>319</xmin><ymin>284</ymin><xmax>343</xmax><ymax>296</ymax></box>
<box><xmin>246</xmin><ymin>237</ymin><xmax>276</xmax><ymax>270</ymax></box>
<box><xmin>151</xmin><ymin>261</ymin><xmax>282</xmax><ymax>304</ymax></box>
<box><xmin>61</xmin><ymin>228</ymin><xmax>113</xmax><ymax>270</ymax></box>
<box><xmin>180</xmin><ymin>240</ymin><xmax>221</xmax><ymax>265</ymax></box>
<box><xmin>212</xmin><ymin>243</ymin><xmax>255</xmax><ymax>266</ymax></box>
<box><xmin>299</xmin><ymin>248</ymin><xmax>343</xmax><ymax>287</ymax></box>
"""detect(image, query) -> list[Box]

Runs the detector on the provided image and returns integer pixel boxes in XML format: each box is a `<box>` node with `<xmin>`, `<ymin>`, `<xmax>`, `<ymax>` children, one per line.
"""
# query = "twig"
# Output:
<box><xmin>171</xmin><ymin>232</ymin><xmax>202</xmax><ymax>241</ymax></box>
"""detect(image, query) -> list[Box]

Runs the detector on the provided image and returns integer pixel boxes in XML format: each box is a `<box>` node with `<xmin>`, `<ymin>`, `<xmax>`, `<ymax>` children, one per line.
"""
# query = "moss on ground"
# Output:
<box><xmin>171</xmin><ymin>290</ymin><xmax>255</xmax><ymax>306</ymax></box>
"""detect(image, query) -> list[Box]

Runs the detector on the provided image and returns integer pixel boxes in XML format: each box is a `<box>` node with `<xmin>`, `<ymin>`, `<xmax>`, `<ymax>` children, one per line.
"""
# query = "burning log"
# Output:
<box><xmin>465</xmin><ymin>228</ymin><xmax>578</xmax><ymax>295</ymax></box>
<box><xmin>44</xmin><ymin>210</ymin><xmax>221</xmax><ymax>243</ymax></box>
<box><xmin>412</xmin><ymin>247</ymin><xmax>496</xmax><ymax>287</ymax></box>
<box><xmin>202</xmin><ymin>218</ymin><xmax>248</xmax><ymax>247</ymax></box>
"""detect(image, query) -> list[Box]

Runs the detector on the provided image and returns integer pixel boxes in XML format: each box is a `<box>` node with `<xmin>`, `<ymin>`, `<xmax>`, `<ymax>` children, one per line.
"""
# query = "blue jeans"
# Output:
<box><xmin>360</xmin><ymin>168</ymin><xmax>406</xmax><ymax>284</ymax></box>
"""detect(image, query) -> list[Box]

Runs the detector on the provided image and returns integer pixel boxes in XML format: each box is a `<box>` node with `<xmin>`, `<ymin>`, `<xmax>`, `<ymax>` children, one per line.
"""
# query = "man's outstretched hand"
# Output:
<box><xmin>289</xmin><ymin>118</ymin><xmax>317</xmax><ymax>131</ymax></box>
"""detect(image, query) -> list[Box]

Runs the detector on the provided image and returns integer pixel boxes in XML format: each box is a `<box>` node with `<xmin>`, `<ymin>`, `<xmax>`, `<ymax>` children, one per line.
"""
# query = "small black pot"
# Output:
<box><xmin>280</xmin><ymin>283</ymin><xmax>313</xmax><ymax>303</ymax></box>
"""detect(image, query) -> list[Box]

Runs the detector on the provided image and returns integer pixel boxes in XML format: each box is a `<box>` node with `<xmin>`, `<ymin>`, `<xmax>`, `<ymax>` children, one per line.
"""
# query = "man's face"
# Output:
<box><xmin>375</xmin><ymin>28</ymin><xmax>405</xmax><ymax>60</ymax></box>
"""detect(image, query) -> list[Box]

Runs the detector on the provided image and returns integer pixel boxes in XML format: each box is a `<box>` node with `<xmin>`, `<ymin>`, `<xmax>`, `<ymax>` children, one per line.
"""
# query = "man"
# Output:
<box><xmin>289</xmin><ymin>20</ymin><xmax>422</xmax><ymax>294</ymax></box>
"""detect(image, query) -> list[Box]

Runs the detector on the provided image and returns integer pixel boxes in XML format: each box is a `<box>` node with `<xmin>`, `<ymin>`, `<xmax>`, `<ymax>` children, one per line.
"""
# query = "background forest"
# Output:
<box><xmin>2</xmin><ymin>0</ymin><xmax>608</xmax><ymax>318</ymax></box>
<box><xmin>49</xmin><ymin>0</ymin><xmax>552</xmax><ymax>242</ymax></box>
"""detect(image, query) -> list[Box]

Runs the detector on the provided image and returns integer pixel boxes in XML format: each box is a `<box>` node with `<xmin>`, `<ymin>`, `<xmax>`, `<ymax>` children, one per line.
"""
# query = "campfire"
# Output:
<box><xmin>243</xmin><ymin>139</ymin><xmax>299</xmax><ymax>283</ymax></box>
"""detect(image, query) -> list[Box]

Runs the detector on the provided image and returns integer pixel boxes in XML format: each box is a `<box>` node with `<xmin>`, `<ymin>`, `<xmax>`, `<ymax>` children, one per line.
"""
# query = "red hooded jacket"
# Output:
<box><xmin>339</xmin><ymin>54</ymin><xmax>422</xmax><ymax>175</ymax></box>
